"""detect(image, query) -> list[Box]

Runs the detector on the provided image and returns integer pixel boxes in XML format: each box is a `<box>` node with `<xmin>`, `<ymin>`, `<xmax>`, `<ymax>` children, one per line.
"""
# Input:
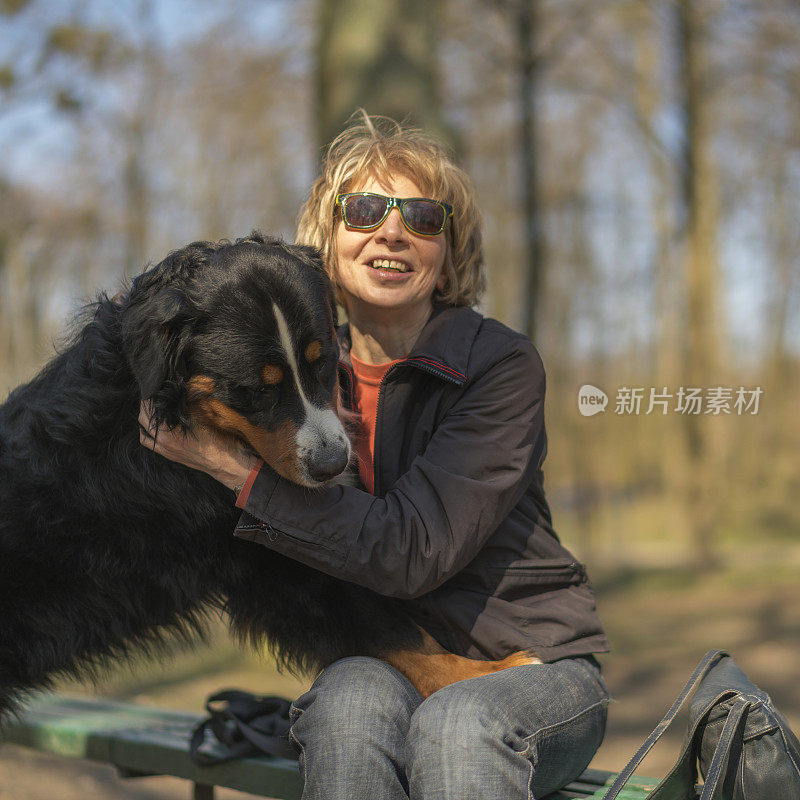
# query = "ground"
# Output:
<box><xmin>1</xmin><ymin>561</ymin><xmax>798</xmax><ymax>799</ymax></box>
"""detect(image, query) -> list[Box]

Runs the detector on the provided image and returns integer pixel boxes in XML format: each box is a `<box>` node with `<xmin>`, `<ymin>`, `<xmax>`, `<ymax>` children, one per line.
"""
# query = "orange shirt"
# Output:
<box><xmin>350</xmin><ymin>353</ymin><xmax>402</xmax><ymax>494</ymax></box>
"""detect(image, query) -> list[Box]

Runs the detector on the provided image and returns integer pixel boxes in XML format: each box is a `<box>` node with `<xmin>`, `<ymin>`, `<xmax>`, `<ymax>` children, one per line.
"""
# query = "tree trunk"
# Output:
<box><xmin>676</xmin><ymin>0</ymin><xmax>723</xmax><ymax>568</ymax></box>
<box><xmin>632</xmin><ymin>4</ymin><xmax>688</xmax><ymax>543</ymax></box>
<box><xmin>515</xmin><ymin>0</ymin><xmax>544</xmax><ymax>343</ymax></box>
<box><xmin>123</xmin><ymin>0</ymin><xmax>160</xmax><ymax>277</ymax></box>
<box><xmin>124</xmin><ymin>114</ymin><xmax>148</xmax><ymax>276</ymax></box>
<box><xmin>316</xmin><ymin>0</ymin><xmax>452</xmax><ymax>149</ymax></box>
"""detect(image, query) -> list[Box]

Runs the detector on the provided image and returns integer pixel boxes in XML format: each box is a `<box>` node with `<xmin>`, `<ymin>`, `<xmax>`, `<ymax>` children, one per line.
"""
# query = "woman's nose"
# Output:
<box><xmin>375</xmin><ymin>207</ymin><xmax>408</xmax><ymax>243</ymax></box>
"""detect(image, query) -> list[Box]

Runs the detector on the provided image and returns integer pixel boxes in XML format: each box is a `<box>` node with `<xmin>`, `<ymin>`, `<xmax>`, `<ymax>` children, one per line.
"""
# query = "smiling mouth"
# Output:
<box><xmin>369</xmin><ymin>258</ymin><xmax>411</xmax><ymax>273</ymax></box>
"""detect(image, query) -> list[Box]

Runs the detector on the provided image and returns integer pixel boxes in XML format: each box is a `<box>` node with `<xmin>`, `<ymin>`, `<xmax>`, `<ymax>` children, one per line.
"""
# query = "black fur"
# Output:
<box><xmin>0</xmin><ymin>232</ymin><xmax>420</xmax><ymax>719</ymax></box>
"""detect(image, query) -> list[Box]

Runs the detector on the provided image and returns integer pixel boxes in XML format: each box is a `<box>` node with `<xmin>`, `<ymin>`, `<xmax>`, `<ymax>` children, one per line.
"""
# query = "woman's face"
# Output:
<box><xmin>333</xmin><ymin>173</ymin><xmax>448</xmax><ymax>323</ymax></box>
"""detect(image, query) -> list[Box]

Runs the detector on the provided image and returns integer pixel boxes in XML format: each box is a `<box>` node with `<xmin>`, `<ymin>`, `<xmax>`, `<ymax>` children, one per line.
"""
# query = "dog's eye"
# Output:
<box><xmin>246</xmin><ymin>383</ymin><xmax>279</xmax><ymax>401</ymax></box>
<box><xmin>249</xmin><ymin>385</ymin><xmax>279</xmax><ymax>411</ymax></box>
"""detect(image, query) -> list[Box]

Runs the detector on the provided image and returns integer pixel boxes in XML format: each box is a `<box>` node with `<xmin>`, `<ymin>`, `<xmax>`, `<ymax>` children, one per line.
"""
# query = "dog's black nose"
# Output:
<box><xmin>307</xmin><ymin>447</ymin><xmax>350</xmax><ymax>483</ymax></box>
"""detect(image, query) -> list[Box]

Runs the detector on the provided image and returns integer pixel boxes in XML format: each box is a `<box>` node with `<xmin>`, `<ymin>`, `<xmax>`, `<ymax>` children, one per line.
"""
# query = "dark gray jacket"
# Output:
<box><xmin>235</xmin><ymin>306</ymin><xmax>609</xmax><ymax>663</ymax></box>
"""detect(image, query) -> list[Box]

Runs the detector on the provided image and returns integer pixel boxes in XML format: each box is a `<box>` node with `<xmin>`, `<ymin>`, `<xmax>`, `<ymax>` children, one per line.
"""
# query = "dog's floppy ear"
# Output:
<box><xmin>122</xmin><ymin>242</ymin><xmax>211</xmax><ymax>428</ymax></box>
<box><xmin>289</xmin><ymin>242</ymin><xmax>339</xmax><ymax>328</ymax></box>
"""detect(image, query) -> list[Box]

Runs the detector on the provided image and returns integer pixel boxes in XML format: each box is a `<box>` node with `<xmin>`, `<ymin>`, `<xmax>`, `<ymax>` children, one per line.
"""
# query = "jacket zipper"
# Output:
<box><xmin>344</xmin><ymin>357</ymin><xmax>464</xmax><ymax>498</ymax></box>
<box><xmin>511</xmin><ymin>560</ymin><xmax>584</xmax><ymax>575</ymax></box>
<box><xmin>238</xmin><ymin>512</ymin><xmax>278</xmax><ymax>542</ymax></box>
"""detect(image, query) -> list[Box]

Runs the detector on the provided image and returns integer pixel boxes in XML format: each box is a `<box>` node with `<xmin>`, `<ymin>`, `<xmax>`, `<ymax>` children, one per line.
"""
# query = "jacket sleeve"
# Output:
<box><xmin>234</xmin><ymin>337</ymin><xmax>547</xmax><ymax>600</ymax></box>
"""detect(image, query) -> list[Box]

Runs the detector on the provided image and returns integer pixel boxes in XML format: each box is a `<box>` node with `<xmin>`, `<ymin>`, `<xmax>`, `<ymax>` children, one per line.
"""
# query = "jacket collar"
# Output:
<box><xmin>337</xmin><ymin>305</ymin><xmax>483</xmax><ymax>385</ymax></box>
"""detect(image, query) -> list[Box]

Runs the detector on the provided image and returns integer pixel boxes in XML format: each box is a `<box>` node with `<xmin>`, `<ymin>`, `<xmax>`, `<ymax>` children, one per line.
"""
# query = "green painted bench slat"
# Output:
<box><xmin>4</xmin><ymin>694</ymin><xmax>302</xmax><ymax>799</ymax></box>
<box><xmin>552</xmin><ymin>767</ymin><xmax>657</xmax><ymax>799</ymax></box>
<box><xmin>2</xmin><ymin>694</ymin><xmax>655</xmax><ymax>799</ymax></box>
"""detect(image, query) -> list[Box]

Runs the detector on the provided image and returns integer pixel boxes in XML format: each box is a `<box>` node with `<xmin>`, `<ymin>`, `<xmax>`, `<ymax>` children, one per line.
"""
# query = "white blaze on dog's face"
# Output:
<box><xmin>181</xmin><ymin>238</ymin><xmax>351</xmax><ymax>488</ymax></box>
<box><xmin>271</xmin><ymin>303</ymin><xmax>351</xmax><ymax>486</ymax></box>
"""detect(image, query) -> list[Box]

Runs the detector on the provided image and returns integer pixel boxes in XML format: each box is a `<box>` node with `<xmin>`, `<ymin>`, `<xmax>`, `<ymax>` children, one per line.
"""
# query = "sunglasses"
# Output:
<box><xmin>335</xmin><ymin>192</ymin><xmax>453</xmax><ymax>237</ymax></box>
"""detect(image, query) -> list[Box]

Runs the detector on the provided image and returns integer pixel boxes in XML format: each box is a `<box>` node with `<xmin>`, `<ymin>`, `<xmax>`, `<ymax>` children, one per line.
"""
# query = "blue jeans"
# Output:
<box><xmin>288</xmin><ymin>656</ymin><xmax>609</xmax><ymax>800</ymax></box>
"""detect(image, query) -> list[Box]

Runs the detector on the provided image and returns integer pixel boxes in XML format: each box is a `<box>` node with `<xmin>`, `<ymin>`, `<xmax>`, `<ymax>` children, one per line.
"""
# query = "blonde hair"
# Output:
<box><xmin>296</xmin><ymin>111</ymin><xmax>485</xmax><ymax>307</ymax></box>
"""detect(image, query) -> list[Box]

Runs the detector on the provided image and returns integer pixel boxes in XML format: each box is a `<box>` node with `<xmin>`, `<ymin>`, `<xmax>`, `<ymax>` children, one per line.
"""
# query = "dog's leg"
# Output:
<box><xmin>383</xmin><ymin>629</ymin><xmax>542</xmax><ymax>698</ymax></box>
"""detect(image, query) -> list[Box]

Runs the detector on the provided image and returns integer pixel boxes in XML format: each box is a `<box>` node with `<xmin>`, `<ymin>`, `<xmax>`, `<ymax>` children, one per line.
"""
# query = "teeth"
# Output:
<box><xmin>370</xmin><ymin>259</ymin><xmax>409</xmax><ymax>273</ymax></box>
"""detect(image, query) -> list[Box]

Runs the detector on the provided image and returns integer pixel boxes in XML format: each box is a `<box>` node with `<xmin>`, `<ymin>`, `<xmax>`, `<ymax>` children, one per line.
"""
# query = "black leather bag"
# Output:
<box><xmin>604</xmin><ymin>650</ymin><xmax>800</xmax><ymax>800</ymax></box>
<box><xmin>189</xmin><ymin>689</ymin><xmax>297</xmax><ymax>764</ymax></box>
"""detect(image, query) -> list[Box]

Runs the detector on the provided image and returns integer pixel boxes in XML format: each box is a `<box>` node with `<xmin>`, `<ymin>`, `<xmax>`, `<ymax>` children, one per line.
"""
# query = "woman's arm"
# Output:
<box><xmin>140</xmin><ymin>338</ymin><xmax>546</xmax><ymax>600</ymax></box>
<box><xmin>235</xmin><ymin>337</ymin><xmax>547</xmax><ymax>599</ymax></box>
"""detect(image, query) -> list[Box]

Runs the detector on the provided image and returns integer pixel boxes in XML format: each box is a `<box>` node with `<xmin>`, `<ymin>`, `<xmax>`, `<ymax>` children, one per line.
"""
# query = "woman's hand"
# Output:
<box><xmin>138</xmin><ymin>400</ymin><xmax>259</xmax><ymax>491</ymax></box>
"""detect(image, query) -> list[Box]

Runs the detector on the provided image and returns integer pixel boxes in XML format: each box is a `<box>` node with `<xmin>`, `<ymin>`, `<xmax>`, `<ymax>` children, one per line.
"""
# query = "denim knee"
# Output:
<box><xmin>289</xmin><ymin>658</ymin><xmax>423</xmax><ymax>800</ymax></box>
<box><xmin>290</xmin><ymin>656</ymin><xmax>421</xmax><ymax>753</ymax></box>
<box><xmin>405</xmin><ymin>680</ymin><xmax>526</xmax><ymax>799</ymax></box>
<box><xmin>406</xmin><ymin>679</ymin><xmax>520</xmax><ymax>760</ymax></box>
<box><xmin>405</xmin><ymin>662</ymin><xmax>609</xmax><ymax>800</ymax></box>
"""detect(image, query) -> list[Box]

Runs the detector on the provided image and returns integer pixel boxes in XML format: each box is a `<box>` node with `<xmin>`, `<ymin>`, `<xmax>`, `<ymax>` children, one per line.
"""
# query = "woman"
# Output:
<box><xmin>140</xmin><ymin>113</ymin><xmax>610</xmax><ymax>800</ymax></box>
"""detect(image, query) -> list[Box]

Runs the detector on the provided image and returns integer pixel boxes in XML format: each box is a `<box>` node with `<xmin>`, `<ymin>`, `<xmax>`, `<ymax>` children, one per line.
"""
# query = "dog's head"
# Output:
<box><xmin>122</xmin><ymin>232</ymin><xmax>351</xmax><ymax>487</ymax></box>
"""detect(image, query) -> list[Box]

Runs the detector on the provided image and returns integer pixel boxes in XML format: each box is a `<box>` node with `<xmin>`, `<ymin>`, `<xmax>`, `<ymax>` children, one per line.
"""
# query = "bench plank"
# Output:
<box><xmin>4</xmin><ymin>694</ymin><xmax>302</xmax><ymax>799</ymax></box>
<box><xmin>2</xmin><ymin>695</ymin><xmax>656</xmax><ymax>799</ymax></box>
<box><xmin>566</xmin><ymin>769</ymin><xmax>658</xmax><ymax>798</ymax></box>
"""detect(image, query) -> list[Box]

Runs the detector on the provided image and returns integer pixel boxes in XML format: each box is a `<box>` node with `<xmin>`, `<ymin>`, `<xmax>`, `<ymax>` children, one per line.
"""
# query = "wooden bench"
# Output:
<box><xmin>2</xmin><ymin>694</ymin><xmax>657</xmax><ymax>799</ymax></box>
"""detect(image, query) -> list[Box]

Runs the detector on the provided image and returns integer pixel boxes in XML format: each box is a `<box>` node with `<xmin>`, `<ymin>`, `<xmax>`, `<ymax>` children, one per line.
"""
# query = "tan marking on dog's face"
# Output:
<box><xmin>187</xmin><ymin>375</ymin><xmax>216</xmax><ymax>397</ymax></box>
<box><xmin>189</xmin><ymin>397</ymin><xmax>304</xmax><ymax>484</ymax></box>
<box><xmin>262</xmin><ymin>365</ymin><xmax>284</xmax><ymax>385</ymax></box>
<box><xmin>304</xmin><ymin>340</ymin><xmax>322</xmax><ymax>363</ymax></box>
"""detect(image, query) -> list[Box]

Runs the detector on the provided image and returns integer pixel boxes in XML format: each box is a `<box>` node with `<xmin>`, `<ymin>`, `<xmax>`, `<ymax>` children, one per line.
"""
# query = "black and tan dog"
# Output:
<box><xmin>0</xmin><ymin>232</ymin><xmax>533</xmax><ymax>718</ymax></box>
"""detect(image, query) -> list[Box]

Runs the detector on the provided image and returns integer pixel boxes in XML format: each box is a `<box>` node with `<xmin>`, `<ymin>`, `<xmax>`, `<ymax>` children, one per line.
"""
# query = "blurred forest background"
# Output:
<box><xmin>1</xmin><ymin>0</ymin><xmax>799</xmax><ymax>797</ymax></box>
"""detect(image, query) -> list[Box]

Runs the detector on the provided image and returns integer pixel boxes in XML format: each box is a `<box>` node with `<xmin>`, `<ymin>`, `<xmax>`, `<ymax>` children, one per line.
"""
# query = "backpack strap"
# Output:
<box><xmin>698</xmin><ymin>697</ymin><xmax>750</xmax><ymax>800</ymax></box>
<box><xmin>603</xmin><ymin>650</ymin><xmax>729</xmax><ymax>800</ymax></box>
<box><xmin>189</xmin><ymin>690</ymin><xmax>297</xmax><ymax>765</ymax></box>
